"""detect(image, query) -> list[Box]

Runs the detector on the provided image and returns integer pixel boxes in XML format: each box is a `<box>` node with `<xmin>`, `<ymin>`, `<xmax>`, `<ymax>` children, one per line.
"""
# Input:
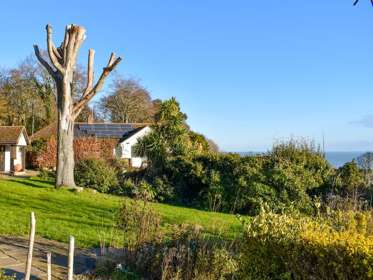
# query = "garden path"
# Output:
<box><xmin>0</xmin><ymin>236</ymin><xmax>96</xmax><ymax>280</ymax></box>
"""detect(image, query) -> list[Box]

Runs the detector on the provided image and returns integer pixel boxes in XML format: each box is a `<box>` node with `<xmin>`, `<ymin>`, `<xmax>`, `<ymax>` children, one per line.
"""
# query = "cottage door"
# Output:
<box><xmin>0</xmin><ymin>146</ymin><xmax>5</xmax><ymax>171</ymax></box>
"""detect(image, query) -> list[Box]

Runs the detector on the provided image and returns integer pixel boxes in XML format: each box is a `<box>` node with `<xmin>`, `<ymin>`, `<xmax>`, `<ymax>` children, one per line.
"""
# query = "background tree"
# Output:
<box><xmin>99</xmin><ymin>77</ymin><xmax>157</xmax><ymax>123</ymax></box>
<box><xmin>332</xmin><ymin>161</ymin><xmax>366</xmax><ymax>209</ymax></box>
<box><xmin>34</xmin><ymin>24</ymin><xmax>121</xmax><ymax>188</ymax></box>
<box><xmin>135</xmin><ymin>97</ymin><xmax>190</xmax><ymax>170</ymax></box>
<box><xmin>357</xmin><ymin>152</ymin><xmax>373</xmax><ymax>205</ymax></box>
<box><xmin>0</xmin><ymin>56</ymin><xmax>56</xmax><ymax>135</ymax></box>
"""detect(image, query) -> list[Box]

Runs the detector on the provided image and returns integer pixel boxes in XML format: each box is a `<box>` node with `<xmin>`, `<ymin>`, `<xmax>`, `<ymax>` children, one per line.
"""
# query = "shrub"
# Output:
<box><xmin>110</xmin><ymin>158</ymin><xmax>131</xmax><ymax>174</ymax></box>
<box><xmin>111</xmin><ymin>200</ymin><xmax>239</xmax><ymax>279</ymax></box>
<box><xmin>75</xmin><ymin>158</ymin><xmax>118</xmax><ymax>193</ymax></box>
<box><xmin>143</xmin><ymin>138</ymin><xmax>333</xmax><ymax>215</ymax></box>
<box><xmin>152</xmin><ymin>176</ymin><xmax>174</xmax><ymax>202</ymax></box>
<box><xmin>239</xmin><ymin>206</ymin><xmax>373</xmax><ymax>279</ymax></box>
<box><xmin>38</xmin><ymin>168</ymin><xmax>56</xmax><ymax>181</ymax></box>
<box><xmin>33</xmin><ymin>137</ymin><xmax>118</xmax><ymax>169</ymax></box>
<box><xmin>116</xmin><ymin>179</ymin><xmax>157</xmax><ymax>201</ymax></box>
<box><xmin>110</xmin><ymin>221</ymin><xmax>237</xmax><ymax>279</ymax></box>
<box><xmin>34</xmin><ymin>137</ymin><xmax>57</xmax><ymax>169</ymax></box>
<box><xmin>117</xmin><ymin>199</ymin><xmax>161</xmax><ymax>246</ymax></box>
<box><xmin>115</xmin><ymin>178</ymin><xmax>137</xmax><ymax>196</ymax></box>
<box><xmin>74</xmin><ymin>137</ymin><xmax>118</xmax><ymax>162</ymax></box>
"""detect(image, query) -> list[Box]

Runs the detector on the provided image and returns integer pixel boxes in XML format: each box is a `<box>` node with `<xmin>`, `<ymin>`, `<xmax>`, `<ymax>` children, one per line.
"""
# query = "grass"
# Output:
<box><xmin>0</xmin><ymin>177</ymin><xmax>241</xmax><ymax>248</ymax></box>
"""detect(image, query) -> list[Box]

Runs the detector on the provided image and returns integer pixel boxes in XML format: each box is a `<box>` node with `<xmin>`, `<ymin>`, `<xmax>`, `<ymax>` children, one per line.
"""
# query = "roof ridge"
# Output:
<box><xmin>74</xmin><ymin>122</ymin><xmax>151</xmax><ymax>125</ymax></box>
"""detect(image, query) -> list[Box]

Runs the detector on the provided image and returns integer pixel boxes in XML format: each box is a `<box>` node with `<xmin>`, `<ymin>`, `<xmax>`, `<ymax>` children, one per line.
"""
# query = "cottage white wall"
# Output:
<box><xmin>4</xmin><ymin>145</ymin><xmax>10</xmax><ymax>172</ymax></box>
<box><xmin>17</xmin><ymin>134</ymin><xmax>27</xmax><ymax>146</ymax></box>
<box><xmin>13</xmin><ymin>146</ymin><xmax>23</xmax><ymax>166</ymax></box>
<box><xmin>0</xmin><ymin>131</ymin><xmax>27</xmax><ymax>173</ymax></box>
<box><xmin>118</xmin><ymin>127</ymin><xmax>151</xmax><ymax>168</ymax></box>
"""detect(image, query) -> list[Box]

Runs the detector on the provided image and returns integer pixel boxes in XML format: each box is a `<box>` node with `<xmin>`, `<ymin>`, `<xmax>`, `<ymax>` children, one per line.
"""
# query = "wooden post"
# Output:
<box><xmin>67</xmin><ymin>236</ymin><xmax>75</xmax><ymax>280</ymax></box>
<box><xmin>47</xmin><ymin>252</ymin><xmax>52</xmax><ymax>280</ymax></box>
<box><xmin>25</xmin><ymin>212</ymin><xmax>36</xmax><ymax>280</ymax></box>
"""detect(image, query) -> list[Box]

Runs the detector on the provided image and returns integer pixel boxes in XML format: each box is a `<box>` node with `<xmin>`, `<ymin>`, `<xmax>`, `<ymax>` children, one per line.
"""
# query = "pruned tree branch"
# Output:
<box><xmin>46</xmin><ymin>24</ymin><xmax>65</xmax><ymax>74</ymax></box>
<box><xmin>33</xmin><ymin>45</ymin><xmax>57</xmax><ymax>79</ymax></box>
<box><xmin>85</xmin><ymin>49</ymin><xmax>95</xmax><ymax>95</ymax></box>
<box><xmin>65</xmin><ymin>25</ymin><xmax>86</xmax><ymax>68</ymax></box>
<box><xmin>73</xmin><ymin>53</ymin><xmax>122</xmax><ymax>117</ymax></box>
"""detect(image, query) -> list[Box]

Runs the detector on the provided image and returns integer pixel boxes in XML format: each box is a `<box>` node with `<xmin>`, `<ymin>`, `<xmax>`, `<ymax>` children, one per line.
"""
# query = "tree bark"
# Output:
<box><xmin>34</xmin><ymin>24</ymin><xmax>121</xmax><ymax>188</ymax></box>
<box><xmin>55</xmin><ymin>74</ymin><xmax>76</xmax><ymax>187</ymax></box>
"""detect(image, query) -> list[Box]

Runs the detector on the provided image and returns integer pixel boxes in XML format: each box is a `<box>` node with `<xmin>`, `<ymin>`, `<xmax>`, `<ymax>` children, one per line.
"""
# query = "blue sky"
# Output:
<box><xmin>1</xmin><ymin>0</ymin><xmax>373</xmax><ymax>152</ymax></box>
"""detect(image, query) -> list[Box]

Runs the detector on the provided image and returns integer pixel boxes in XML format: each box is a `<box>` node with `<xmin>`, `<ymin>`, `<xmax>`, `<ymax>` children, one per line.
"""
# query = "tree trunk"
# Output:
<box><xmin>56</xmin><ymin>75</ymin><xmax>76</xmax><ymax>187</ymax></box>
<box><xmin>56</xmin><ymin>118</ymin><xmax>75</xmax><ymax>187</ymax></box>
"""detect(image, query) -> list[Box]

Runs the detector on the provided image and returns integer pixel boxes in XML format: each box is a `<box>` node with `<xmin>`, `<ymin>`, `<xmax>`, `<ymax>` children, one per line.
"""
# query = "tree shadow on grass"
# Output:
<box><xmin>29</xmin><ymin>177</ymin><xmax>55</xmax><ymax>185</ymax></box>
<box><xmin>7</xmin><ymin>179</ymin><xmax>53</xmax><ymax>189</ymax></box>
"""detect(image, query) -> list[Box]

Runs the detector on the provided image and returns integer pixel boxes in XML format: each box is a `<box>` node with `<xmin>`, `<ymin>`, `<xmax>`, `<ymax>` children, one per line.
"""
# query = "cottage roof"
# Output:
<box><xmin>0</xmin><ymin>126</ymin><xmax>29</xmax><ymax>145</ymax></box>
<box><xmin>31</xmin><ymin>122</ymin><xmax>149</xmax><ymax>141</ymax></box>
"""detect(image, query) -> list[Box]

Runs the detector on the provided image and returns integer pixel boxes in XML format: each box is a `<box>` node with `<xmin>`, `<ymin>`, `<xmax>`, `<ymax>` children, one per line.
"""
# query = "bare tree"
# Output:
<box><xmin>99</xmin><ymin>78</ymin><xmax>155</xmax><ymax>123</ymax></box>
<box><xmin>34</xmin><ymin>24</ymin><xmax>121</xmax><ymax>188</ymax></box>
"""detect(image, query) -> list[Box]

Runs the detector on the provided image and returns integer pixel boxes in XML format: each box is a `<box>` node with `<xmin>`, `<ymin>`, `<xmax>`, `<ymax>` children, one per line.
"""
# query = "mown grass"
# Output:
<box><xmin>0</xmin><ymin>177</ymin><xmax>241</xmax><ymax>248</ymax></box>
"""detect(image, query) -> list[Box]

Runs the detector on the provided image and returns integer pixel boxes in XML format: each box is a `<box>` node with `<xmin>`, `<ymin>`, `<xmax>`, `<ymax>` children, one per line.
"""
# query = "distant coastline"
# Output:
<box><xmin>235</xmin><ymin>151</ymin><xmax>367</xmax><ymax>168</ymax></box>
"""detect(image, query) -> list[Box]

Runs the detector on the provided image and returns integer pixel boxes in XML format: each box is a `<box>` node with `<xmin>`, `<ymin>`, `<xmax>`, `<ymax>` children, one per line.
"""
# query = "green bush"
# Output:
<box><xmin>239</xmin><ymin>207</ymin><xmax>373</xmax><ymax>279</ymax></box>
<box><xmin>75</xmin><ymin>158</ymin><xmax>118</xmax><ymax>193</ymax></box>
<box><xmin>112</xmin><ymin>200</ymin><xmax>238</xmax><ymax>279</ymax></box>
<box><xmin>115</xmin><ymin>178</ymin><xmax>137</xmax><ymax>196</ymax></box>
<box><xmin>38</xmin><ymin>168</ymin><xmax>56</xmax><ymax>181</ymax></box>
<box><xmin>117</xmin><ymin>199</ymin><xmax>161</xmax><ymax>246</ymax></box>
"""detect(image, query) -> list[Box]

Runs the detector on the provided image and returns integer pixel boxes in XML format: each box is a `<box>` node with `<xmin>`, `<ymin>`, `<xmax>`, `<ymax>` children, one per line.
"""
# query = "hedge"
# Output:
<box><xmin>239</xmin><ymin>208</ymin><xmax>373</xmax><ymax>279</ymax></box>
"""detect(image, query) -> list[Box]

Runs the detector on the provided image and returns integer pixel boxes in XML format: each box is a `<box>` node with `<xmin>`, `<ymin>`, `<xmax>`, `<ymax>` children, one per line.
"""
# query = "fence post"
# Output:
<box><xmin>47</xmin><ymin>252</ymin><xmax>52</xmax><ymax>280</ymax></box>
<box><xmin>68</xmin><ymin>236</ymin><xmax>75</xmax><ymax>280</ymax></box>
<box><xmin>25</xmin><ymin>212</ymin><xmax>36</xmax><ymax>280</ymax></box>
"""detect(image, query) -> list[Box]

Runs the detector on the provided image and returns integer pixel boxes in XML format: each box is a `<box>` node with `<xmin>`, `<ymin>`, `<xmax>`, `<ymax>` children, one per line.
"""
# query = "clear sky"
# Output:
<box><xmin>1</xmin><ymin>0</ymin><xmax>373</xmax><ymax>152</ymax></box>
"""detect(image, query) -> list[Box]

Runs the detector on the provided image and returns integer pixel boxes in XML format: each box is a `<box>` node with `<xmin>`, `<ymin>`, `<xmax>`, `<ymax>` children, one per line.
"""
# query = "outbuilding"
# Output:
<box><xmin>0</xmin><ymin>126</ymin><xmax>29</xmax><ymax>174</ymax></box>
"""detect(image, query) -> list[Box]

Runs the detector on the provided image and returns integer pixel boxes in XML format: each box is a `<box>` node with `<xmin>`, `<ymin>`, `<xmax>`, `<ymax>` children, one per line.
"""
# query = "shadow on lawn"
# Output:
<box><xmin>8</xmin><ymin>178</ymin><xmax>53</xmax><ymax>189</ymax></box>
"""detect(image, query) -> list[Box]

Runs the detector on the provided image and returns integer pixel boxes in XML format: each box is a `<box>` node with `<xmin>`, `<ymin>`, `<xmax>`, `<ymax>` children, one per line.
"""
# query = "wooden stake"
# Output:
<box><xmin>47</xmin><ymin>252</ymin><xmax>52</xmax><ymax>280</ymax></box>
<box><xmin>25</xmin><ymin>212</ymin><xmax>36</xmax><ymax>280</ymax></box>
<box><xmin>67</xmin><ymin>236</ymin><xmax>75</xmax><ymax>280</ymax></box>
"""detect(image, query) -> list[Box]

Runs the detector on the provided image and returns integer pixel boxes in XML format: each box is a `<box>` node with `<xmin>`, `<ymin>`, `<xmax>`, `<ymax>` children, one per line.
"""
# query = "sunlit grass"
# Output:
<box><xmin>0</xmin><ymin>177</ymin><xmax>241</xmax><ymax>247</ymax></box>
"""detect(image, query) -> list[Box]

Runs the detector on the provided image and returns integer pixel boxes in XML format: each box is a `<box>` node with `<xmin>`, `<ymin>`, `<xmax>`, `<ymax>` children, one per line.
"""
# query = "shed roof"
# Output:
<box><xmin>0</xmin><ymin>126</ymin><xmax>29</xmax><ymax>145</ymax></box>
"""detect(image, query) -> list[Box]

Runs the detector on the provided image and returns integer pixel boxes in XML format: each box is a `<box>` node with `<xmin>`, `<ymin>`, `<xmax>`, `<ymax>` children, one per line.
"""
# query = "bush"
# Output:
<box><xmin>239</xmin><ymin>206</ymin><xmax>373</xmax><ymax>279</ymax></box>
<box><xmin>117</xmin><ymin>199</ymin><xmax>161</xmax><ymax>246</ymax></box>
<box><xmin>141</xmin><ymin>138</ymin><xmax>333</xmax><ymax>215</ymax></box>
<box><xmin>75</xmin><ymin>158</ymin><xmax>118</xmax><ymax>193</ymax></box>
<box><xmin>112</xmin><ymin>200</ymin><xmax>238</xmax><ymax>280</ymax></box>
<box><xmin>38</xmin><ymin>168</ymin><xmax>56</xmax><ymax>181</ymax></box>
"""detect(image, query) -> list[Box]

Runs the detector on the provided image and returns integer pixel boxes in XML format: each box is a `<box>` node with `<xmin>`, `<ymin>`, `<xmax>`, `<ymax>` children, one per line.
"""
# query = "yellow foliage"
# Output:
<box><xmin>239</xmin><ymin>208</ymin><xmax>373</xmax><ymax>279</ymax></box>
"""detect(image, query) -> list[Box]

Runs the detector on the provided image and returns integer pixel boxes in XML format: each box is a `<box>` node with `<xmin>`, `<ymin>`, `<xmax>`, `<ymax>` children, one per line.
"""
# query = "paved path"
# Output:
<box><xmin>0</xmin><ymin>236</ymin><xmax>96</xmax><ymax>280</ymax></box>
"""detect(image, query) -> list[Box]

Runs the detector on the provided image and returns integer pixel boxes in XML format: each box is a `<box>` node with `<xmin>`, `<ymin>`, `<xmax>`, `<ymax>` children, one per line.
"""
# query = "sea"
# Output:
<box><xmin>237</xmin><ymin>151</ymin><xmax>367</xmax><ymax>168</ymax></box>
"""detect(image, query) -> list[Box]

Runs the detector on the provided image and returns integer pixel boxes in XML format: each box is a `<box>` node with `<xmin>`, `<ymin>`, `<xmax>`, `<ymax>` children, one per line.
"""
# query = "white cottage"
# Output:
<box><xmin>73</xmin><ymin>123</ymin><xmax>151</xmax><ymax>168</ymax></box>
<box><xmin>32</xmin><ymin>122</ymin><xmax>151</xmax><ymax>168</ymax></box>
<box><xmin>116</xmin><ymin>126</ymin><xmax>151</xmax><ymax>168</ymax></box>
<box><xmin>0</xmin><ymin>126</ymin><xmax>29</xmax><ymax>174</ymax></box>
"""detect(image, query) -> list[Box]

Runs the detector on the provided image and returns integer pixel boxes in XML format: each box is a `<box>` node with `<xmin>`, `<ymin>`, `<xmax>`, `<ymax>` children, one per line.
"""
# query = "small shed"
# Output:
<box><xmin>0</xmin><ymin>126</ymin><xmax>29</xmax><ymax>174</ymax></box>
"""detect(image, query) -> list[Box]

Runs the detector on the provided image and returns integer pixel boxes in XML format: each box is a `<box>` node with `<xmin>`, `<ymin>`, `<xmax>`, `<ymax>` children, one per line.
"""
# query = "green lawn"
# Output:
<box><xmin>0</xmin><ymin>177</ymin><xmax>241</xmax><ymax>248</ymax></box>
